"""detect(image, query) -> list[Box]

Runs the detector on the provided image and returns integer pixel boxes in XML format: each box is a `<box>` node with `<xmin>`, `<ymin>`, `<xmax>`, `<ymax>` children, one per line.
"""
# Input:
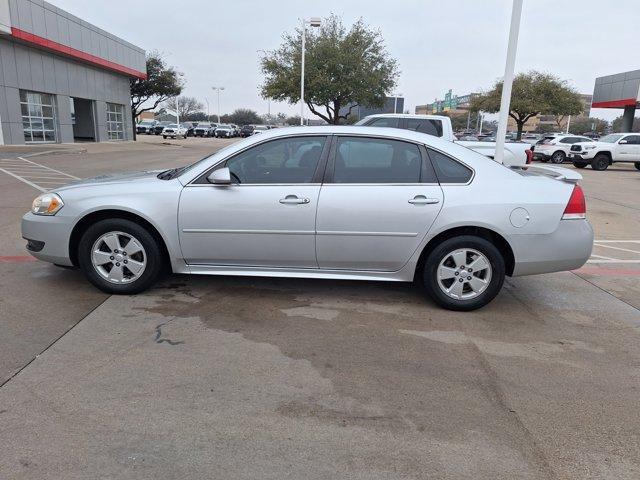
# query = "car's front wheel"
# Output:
<box><xmin>78</xmin><ymin>219</ymin><xmax>164</xmax><ymax>294</ymax></box>
<box><xmin>634</xmin><ymin>162</ymin><xmax>640</xmax><ymax>171</ymax></box>
<box><xmin>591</xmin><ymin>154</ymin><xmax>609</xmax><ymax>171</ymax></box>
<box><xmin>422</xmin><ymin>236</ymin><xmax>505</xmax><ymax>311</ymax></box>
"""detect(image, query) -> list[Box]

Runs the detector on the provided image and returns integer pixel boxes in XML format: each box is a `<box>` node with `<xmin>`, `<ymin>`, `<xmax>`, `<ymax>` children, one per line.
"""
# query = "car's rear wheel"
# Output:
<box><xmin>634</xmin><ymin>162</ymin><xmax>640</xmax><ymax>171</ymax></box>
<box><xmin>591</xmin><ymin>154</ymin><xmax>609</xmax><ymax>171</ymax></box>
<box><xmin>422</xmin><ymin>236</ymin><xmax>505</xmax><ymax>311</ymax></box>
<box><xmin>78</xmin><ymin>219</ymin><xmax>164</xmax><ymax>294</ymax></box>
<box><xmin>573</xmin><ymin>161</ymin><xmax>588</xmax><ymax>168</ymax></box>
<box><xmin>551</xmin><ymin>151</ymin><xmax>566</xmax><ymax>164</ymax></box>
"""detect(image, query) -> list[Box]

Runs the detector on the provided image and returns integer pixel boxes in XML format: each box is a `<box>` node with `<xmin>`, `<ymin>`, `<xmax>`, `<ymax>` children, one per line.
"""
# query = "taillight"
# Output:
<box><xmin>562</xmin><ymin>185</ymin><xmax>586</xmax><ymax>220</ymax></box>
<box><xmin>525</xmin><ymin>149</ymin><xmax>533</xmax><ymax>164</ymax></box>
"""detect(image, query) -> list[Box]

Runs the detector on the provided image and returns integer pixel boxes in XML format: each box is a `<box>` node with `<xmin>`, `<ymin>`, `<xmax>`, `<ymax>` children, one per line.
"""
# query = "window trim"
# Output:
<box><xmin>189</xmin><ymin>134</ymin><xmax>331</xmax><ymax>186</ymax></box>
<box><xmin>323</xmin><ymin>134</ymin><xmax>436</xmax><ymax>185</ymax></box>
<box><xmin>424</xmin><ymin>146</ymin><xmax>475</xmax><ymax>186</ymax></box>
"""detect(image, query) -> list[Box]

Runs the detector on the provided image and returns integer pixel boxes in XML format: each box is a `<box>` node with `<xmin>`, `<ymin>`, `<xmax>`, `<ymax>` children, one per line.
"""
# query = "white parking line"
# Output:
<box><xmin>0</xmin><ymin>156</ymin><xmax>79</xmax><ymax>191</ymax></box>
<box><xmin>589</xmin><ymin>240</ymin><xmax>640</xmax><ymax>264</ymax></box>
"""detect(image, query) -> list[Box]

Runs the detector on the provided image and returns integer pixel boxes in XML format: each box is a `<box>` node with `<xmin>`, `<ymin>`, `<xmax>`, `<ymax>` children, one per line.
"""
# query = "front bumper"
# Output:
<box><xmin>569</xmin><ymin>150</ymin><xmax>596</xmax><ymax>160</ymax></box>
<box><xmin>510</xmin><ymin>219</ymin><xmax>594</xmax><ymax>276</ymax></box>
<box><xmin>21</xmin><ymin>212</ymin><xmax>75</xmax><ymax>266</ymax></box>
<box><xmin>533</xmin><ymin>151</ymin><xmax>551</xmax><ymax>160</ymax></box>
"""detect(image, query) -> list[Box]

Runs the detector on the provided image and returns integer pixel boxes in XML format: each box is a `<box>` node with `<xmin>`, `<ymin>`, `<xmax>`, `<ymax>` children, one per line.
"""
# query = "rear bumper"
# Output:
<box><xmin>510</xmin><ymin>219</ymin><xmax>594</xmax><ymax>276</ymax></box>
<box><xmin>21</xmin><ymin>212</ymin><xmax>74</xmax><ymax>266</ymax></box>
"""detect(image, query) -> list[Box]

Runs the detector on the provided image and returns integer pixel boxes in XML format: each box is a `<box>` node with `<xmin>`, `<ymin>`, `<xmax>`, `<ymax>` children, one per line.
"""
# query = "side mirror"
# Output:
<box><xmin>207</xmin><ymin>167</ymin><xmax>232</xmax><ymax>185</ymax></box>
<box><xmin>619</xmin><ymin>139</ymin><xmax>628</xmax><ymax>144</ymax></box>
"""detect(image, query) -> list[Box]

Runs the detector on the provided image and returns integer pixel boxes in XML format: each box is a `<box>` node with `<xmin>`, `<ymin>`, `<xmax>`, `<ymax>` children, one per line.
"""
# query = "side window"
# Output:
<box><xmin>426</xmin><ymin>148</ymin><xmax>473</xmax><ymax>184</ymax></box>
<box><xmin>332</xmin><ymin>137</ymin><xmax>422</xmax><ymax>183</ymax></box>
<box><xmin>624</xmin><ymin>135</ymin><xmax>640</xmax><ymax>144</ymax></box>
<box><xmin>559</xmin><ymin>137</ymin><xmax>573</xmax><ymax>144</ymax></box>
<box><xmin>224</xmin><ymin>136</ymin><xmax>326</xmax><ymax>184</ymax></box>
<box><xmin>405</xmin><ymin>118</ymin><xmax>443</xmax><ymax>137</ymax></box>
<box><xmin>367</xmin><ymin>117</ymin><xmax>400</xmax><ymax>128</ymax></box>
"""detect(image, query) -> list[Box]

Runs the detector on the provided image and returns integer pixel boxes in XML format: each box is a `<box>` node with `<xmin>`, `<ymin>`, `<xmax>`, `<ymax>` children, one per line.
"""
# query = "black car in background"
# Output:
<box><xmin>240</xmin><ymin>125</ymin><xmax>255</xmax><ymax>137</ymax></box>
<box><xmin>181</xmin><ymin>122</ymin><xmax>195</xmax><ymax>137</ymax></box>
<box><xmin>136</xmin><ymin>120</ymin><xmax>157</xmax><ymax>134</ymax></box>
<box><xmin>153</xmin><ymin>121</ymin><xmax>172</xmax><ymax>135</ymax></box>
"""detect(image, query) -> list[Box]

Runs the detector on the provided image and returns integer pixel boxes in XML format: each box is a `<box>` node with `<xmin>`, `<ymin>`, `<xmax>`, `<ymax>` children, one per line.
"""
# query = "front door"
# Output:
<box><xmin>316</xmin><ymin>136</ymin><xmax>444</xmax><ymax>271</ymax></box>
<box><xmin>178</xmin><ymin>135</ymin><xmax>328</xmax><ymax>267</ymax></box>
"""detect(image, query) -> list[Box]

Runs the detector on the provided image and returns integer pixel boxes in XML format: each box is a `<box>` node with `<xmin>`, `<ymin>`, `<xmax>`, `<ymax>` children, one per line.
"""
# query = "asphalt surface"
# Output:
<box><xmin>0</xmin><ymin>136</ymin><xmax>639</xmax><ymax>479</ymax></box>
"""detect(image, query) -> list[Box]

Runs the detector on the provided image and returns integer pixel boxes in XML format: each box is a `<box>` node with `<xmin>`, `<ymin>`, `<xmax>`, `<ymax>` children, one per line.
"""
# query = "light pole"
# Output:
<box><xmin>494</xmin><ymin>0</ymin><xmax>523</xmax><ymax>164</ymax></box>
<box><xmin>300</xmin><ymin>17</ymin><xmax>321</xmax><ymax>126</ymax></box>
<box><xmin>212</xmin><ymin>86</ymin><xmax>225</xmax><ymax>123</ymax></box>
<box><xmin>205</xmin><ymin>98</ymin><xmax>210</xmax><ymax>121</ymax></box>
<box><xmin>392</xmin><ymin>93</ymin><xmax>403</xmax><ymax>113</ymax></box>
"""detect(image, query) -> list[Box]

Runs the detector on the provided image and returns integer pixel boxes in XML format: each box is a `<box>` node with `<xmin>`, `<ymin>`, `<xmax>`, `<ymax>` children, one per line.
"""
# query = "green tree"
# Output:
<box><xmin>284</xmin><ymin>115</ymin><xmax>301</xmax><ymax>125</ymax></box>
<box><xmin>227</xmin><ymin>109</ymin><xmax>263</xmax><ymax>126</ymax></box>
<box><xmin>260</xmin><ymin>14</ymin><xmax>399</xmax><ymax>124</ymax></box>
<box><xmin>568</xmin><ymin>117</ymin><xmax>609</xmax><ymax>134</ymax></box>
<box><xmin>611</xmin><ymin>115</ymin><xmax>640</xmax><ymax>133</ymax></box>
<box><xmin>130</xmin><ymin>52</ymin><xmax>183</xmax><ymax>138</ymax></box>
<box><xmin>471</xmin><ymin>71</ymin><xmax>583</xmax><ymax>140</ymax></box>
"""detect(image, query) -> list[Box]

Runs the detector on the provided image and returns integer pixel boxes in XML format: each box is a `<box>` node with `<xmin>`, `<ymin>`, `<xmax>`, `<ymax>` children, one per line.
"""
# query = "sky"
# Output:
<box><xmin>51</xmin><ymin>0</ymin><xmax>640</xmax><ymax>122</ymax></box>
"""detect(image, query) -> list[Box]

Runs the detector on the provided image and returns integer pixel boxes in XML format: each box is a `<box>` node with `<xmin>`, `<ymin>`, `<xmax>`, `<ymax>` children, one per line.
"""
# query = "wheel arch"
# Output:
<box><xmin>69</xmin><ymin>209</ymin><xmax>171</xmax><ymax>270</ymax></box>
<box><xmin>415</xmin><ymin>226</ymin><xmax>515</xmax><ymax>279</ymax></box>
<box><xmin>595</xmin><ymin>151</ymin><xmax>612</xmax><ymax>164</ymax></box>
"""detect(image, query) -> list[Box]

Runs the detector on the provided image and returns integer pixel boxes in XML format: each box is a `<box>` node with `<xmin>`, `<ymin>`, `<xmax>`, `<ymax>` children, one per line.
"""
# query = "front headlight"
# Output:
<box><xmin>32</xmin><ymin>193</ymin><xmax>64</xmax><ymax>215</ymax></box>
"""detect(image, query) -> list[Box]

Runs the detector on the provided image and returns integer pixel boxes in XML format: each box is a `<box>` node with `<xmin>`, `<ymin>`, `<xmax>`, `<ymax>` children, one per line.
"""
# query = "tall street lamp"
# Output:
<box><xmin>212</xmin><ymin>86</ymin><xmax>225</xmax><ymax>123</ymax></box>
<box><xmin>300</xmin><ymin>17</ymin><xmax>321</xmax><ymax>126</ymax></box>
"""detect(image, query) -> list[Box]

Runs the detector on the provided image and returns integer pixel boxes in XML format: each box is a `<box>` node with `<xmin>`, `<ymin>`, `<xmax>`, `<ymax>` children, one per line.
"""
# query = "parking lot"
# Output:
<box><xmin>1</xmin><ymin>136</ymin><xmax>639</xmax><ymax>479</ymax></box>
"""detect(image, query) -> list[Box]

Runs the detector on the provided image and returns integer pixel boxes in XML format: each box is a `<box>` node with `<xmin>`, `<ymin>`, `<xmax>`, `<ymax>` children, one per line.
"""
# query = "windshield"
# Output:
<box><xmin>139</xmin><ymin>121</ymin><xmax>155</xmax><ymax>125</ymax></box>
<box><xmin>166</xmin><ymin>124</ymin><xmax>177</xmax><ymax>128</ymax></box>
<box><xmin>197</xmin><ymin>124</ymin><xmax>211</xmax><ymax>128</ymax></box>
<box><xmin>255</xmin><ymin>126</ymin><xmax>268</xmax><ymax>130</ymax></box>
<box><xmin>598</xmin><ymin>134</ymin><xmax>623</xmax><ymax>143</ymax></box>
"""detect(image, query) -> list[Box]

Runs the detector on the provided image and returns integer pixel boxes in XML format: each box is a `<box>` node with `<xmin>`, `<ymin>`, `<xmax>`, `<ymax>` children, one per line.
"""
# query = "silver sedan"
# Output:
<box><xmin>22</xmin><ymin>126</ymin><xmax>593</xmax><ymax>310</ymax></box>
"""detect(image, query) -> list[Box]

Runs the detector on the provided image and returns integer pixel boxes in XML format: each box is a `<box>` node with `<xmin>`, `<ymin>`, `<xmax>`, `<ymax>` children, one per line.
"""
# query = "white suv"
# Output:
<box><xmin>533</xmin><ymin>134</ymin><xmax>593</xmax><ymax>164</ymax></box>
<box><xmin>569</xmin><ymin>133</ymin><xmax>640</xmax><ymax>171</ymax></box>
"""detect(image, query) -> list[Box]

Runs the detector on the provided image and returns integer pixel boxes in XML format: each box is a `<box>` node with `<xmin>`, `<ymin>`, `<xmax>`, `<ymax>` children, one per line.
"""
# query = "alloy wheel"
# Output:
<box><xmin>437</xmin><ymin>248</ymin><xmax>492</xmax><ymax>300</ymax></box>
<box><xmin>91</xmin><ymin>231</ymin><xmax>147</xmax><ymax>284</ymax></box>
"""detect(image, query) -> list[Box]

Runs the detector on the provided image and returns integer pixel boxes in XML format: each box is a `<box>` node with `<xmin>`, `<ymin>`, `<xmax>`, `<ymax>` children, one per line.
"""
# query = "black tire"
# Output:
<box><xmin>551</xmin><ymin>150</ymin><xmax>566</xmax><ymax>164</ymax></box>
<box><xmin>634</xmin><ymin>162</ymin><xmax>640</xmax><ymax>171</ymax></box>
<box><xmin>162</xmin><ymin>135</ymin><xmax>167</xmax><ymax>139</ymax></box>
<box><xmin>184</xmin><ymin>135</ymin><xmax>187</xmax><ymax>139</ymax></box>
<box><xmin>422</xmin><ymin>236</ymin><xmax>505</xmax><ymax>311</ymax></box>
<box><xmin>591</xmin><ymin>154</ymin><xmax>609</xmax><ymax>171</ymax></box>
<box><xmin>573</xmin><ymin>161</ymin><xmax>588</xmax><ymax>169</ymax></box>
<box><xmin>540</xmin><ymin>158</ymin><xmax>549</xmax><ymax>163</ymax></box>
<box><xmin>77</xmin><ymin>218</ymin><xmax>164</xmax><ymax>295</ymax></box>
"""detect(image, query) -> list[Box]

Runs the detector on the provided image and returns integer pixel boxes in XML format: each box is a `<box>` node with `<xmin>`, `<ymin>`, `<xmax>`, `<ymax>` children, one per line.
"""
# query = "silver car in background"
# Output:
<box><xmin>22</xmin><ymin>126</ymin><xmax>593</xmax><ymax>310</ymax></box>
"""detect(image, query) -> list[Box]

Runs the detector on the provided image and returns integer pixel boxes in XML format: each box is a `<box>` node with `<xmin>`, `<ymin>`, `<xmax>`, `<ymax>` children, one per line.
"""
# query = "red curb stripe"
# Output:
<box><xmin>574</xmin><ymin>267</ymin><xmax>640</xmax><ymax>277</ymax></box>
<box><xmin>11</xmin><ymin>27</ymin><xmax>147</xmax><ymax>80</ymax></box>
<box><xmin>0</xmin><ymin>255</ymin><xmax>37</xmax><ymax>263</ymax></box>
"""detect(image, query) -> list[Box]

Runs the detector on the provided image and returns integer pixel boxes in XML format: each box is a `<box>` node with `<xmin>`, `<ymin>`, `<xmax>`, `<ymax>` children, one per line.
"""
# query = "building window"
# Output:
<box><xmin>106</xmin><ymin>103</ymin><xmax>125</xmax><ymax>140</ymax></box>
<box><xmin>20</xmin><ymin>91</ymin><xmax>57</xmax><ymax>143</ymax></box>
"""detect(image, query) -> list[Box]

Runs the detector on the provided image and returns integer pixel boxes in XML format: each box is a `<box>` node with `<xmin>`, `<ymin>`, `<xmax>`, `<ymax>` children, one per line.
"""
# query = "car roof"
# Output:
<box><xmin>362</xmin><ymin>113</ymin><xmax>448</xmax><ymax>121</ymax></box>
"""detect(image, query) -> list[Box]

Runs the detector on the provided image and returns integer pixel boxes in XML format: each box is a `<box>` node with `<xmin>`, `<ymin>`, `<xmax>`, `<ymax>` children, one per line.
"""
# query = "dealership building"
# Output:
<box><xmin>0</xmin><ymin>0</ymin><xmax>146</xmax><ymax>145</ymax></box>
<box><xmin>592</xmin><ymin>69</ymin><xmax>640</xmax><ymax>132</ymax></box>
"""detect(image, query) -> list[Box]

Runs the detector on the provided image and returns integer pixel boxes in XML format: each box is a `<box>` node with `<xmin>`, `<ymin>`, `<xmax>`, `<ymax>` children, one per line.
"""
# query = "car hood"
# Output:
<box><xmin>55</xmin><ymin>170</ymin><xmax>164</xmax><ymax>191</ymax></box>
<box><xmin>574</xmin><ymin>141</ymin><xmax>602</xmax><ymax>147</ymax></box>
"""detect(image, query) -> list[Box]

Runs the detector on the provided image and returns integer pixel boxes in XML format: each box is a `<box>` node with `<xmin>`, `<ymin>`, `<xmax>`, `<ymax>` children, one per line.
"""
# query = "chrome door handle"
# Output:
<box><xmin>408</xmin><ymin>196</ymin><xmax>440</xmax><ymax>205</ymax></box>
<box><xmin>279</xmin><ymin>195</ymin><xmax>310</xmax><ymax>205</ymax></box>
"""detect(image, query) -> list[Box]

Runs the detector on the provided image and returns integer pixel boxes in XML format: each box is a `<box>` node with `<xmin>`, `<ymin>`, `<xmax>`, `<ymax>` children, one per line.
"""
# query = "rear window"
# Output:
<box><xmin>405</xmin><ymin>118</ymin><xmax>443</xmax><ymax>138</ymax></box>
<box><xmin>426</xmin><ymin>148</ymin><xmax>473</xmax><ymax>184</ymax></box>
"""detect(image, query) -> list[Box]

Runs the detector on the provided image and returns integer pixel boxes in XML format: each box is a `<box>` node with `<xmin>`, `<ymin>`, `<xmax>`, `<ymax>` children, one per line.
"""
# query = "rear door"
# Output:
<box><xmin>618</xmin><ymin>134</ymin><xmax>640</xmax><ymax>161</ymax></box>
<box><xmin>316</xmin><ymin>135</ymin><xmax>443</xmax><ymax>271</ymax></box>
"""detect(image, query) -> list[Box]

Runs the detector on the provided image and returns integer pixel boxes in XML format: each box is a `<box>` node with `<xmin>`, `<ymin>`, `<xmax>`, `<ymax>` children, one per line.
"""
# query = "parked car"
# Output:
<box><xmin>206</xmin><ymin>123</ymin><xmax>219</xmax><ymax>137</ymax></box>
<box><xmin>214</xmin><ymin>124</ymin><xmax>234</xmax><ymax>138</ymax></box>
<box><xmin>194</xmin><ymin>123</ymin><xmax>212</xmax><ymax>137</ymax></box>
<box><xmin>162</xmin><ymin>124</ymin><xmax>188</xmax><ymax>139</ymax></box>
<box><xmin>569</xmin><ymin>133</ymin><xmax>640</xmax><ymax>171</ymax></box>
<box><xmin>356</xmin><ymin>114</ymin><xmax>532</xmax><ymax>166</ymax></box>
<box><xmin>136</xmin><ymin>120</ymin><xmax>157</xmax><ymax>135</ymax></box>
<box><xmin>181</xmin><ymin>122</ymin><xmax>195</xmax><ymax>137</ymax></box>
<box><xmin>230</xmin><ymin>124</ymin><xmax>240</xmax><ymax>136</ymax></box>
<box><xmin>240</xmin><ymin>125</ymin><xmax>255</xmax><ymax>137</ymax></box>
<box><xmin>153</xmin><ymin>122</ymin><xmax>172</xmax><ymax>135</ymax></box>
<box><xmin>22</xmin><ymin>126</ymin><xmax>593</xmax><ymax>311</ymax></box>
<box><xmin>533</xmin><ymin>134</ymin><xmax>594</xmax><ymax>164</ymax></box>
<box><xmin>253</xmin><ymin>125</ymin><xmax>269</xmax><ymax>135</ymax></box>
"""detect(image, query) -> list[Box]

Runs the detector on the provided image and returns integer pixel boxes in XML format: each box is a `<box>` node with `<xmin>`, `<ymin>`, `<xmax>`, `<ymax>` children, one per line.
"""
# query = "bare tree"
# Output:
<box><xmin>161</xmin><ymin>96</ymin><xmax>204</xmax><ymax>121</ymax></box>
